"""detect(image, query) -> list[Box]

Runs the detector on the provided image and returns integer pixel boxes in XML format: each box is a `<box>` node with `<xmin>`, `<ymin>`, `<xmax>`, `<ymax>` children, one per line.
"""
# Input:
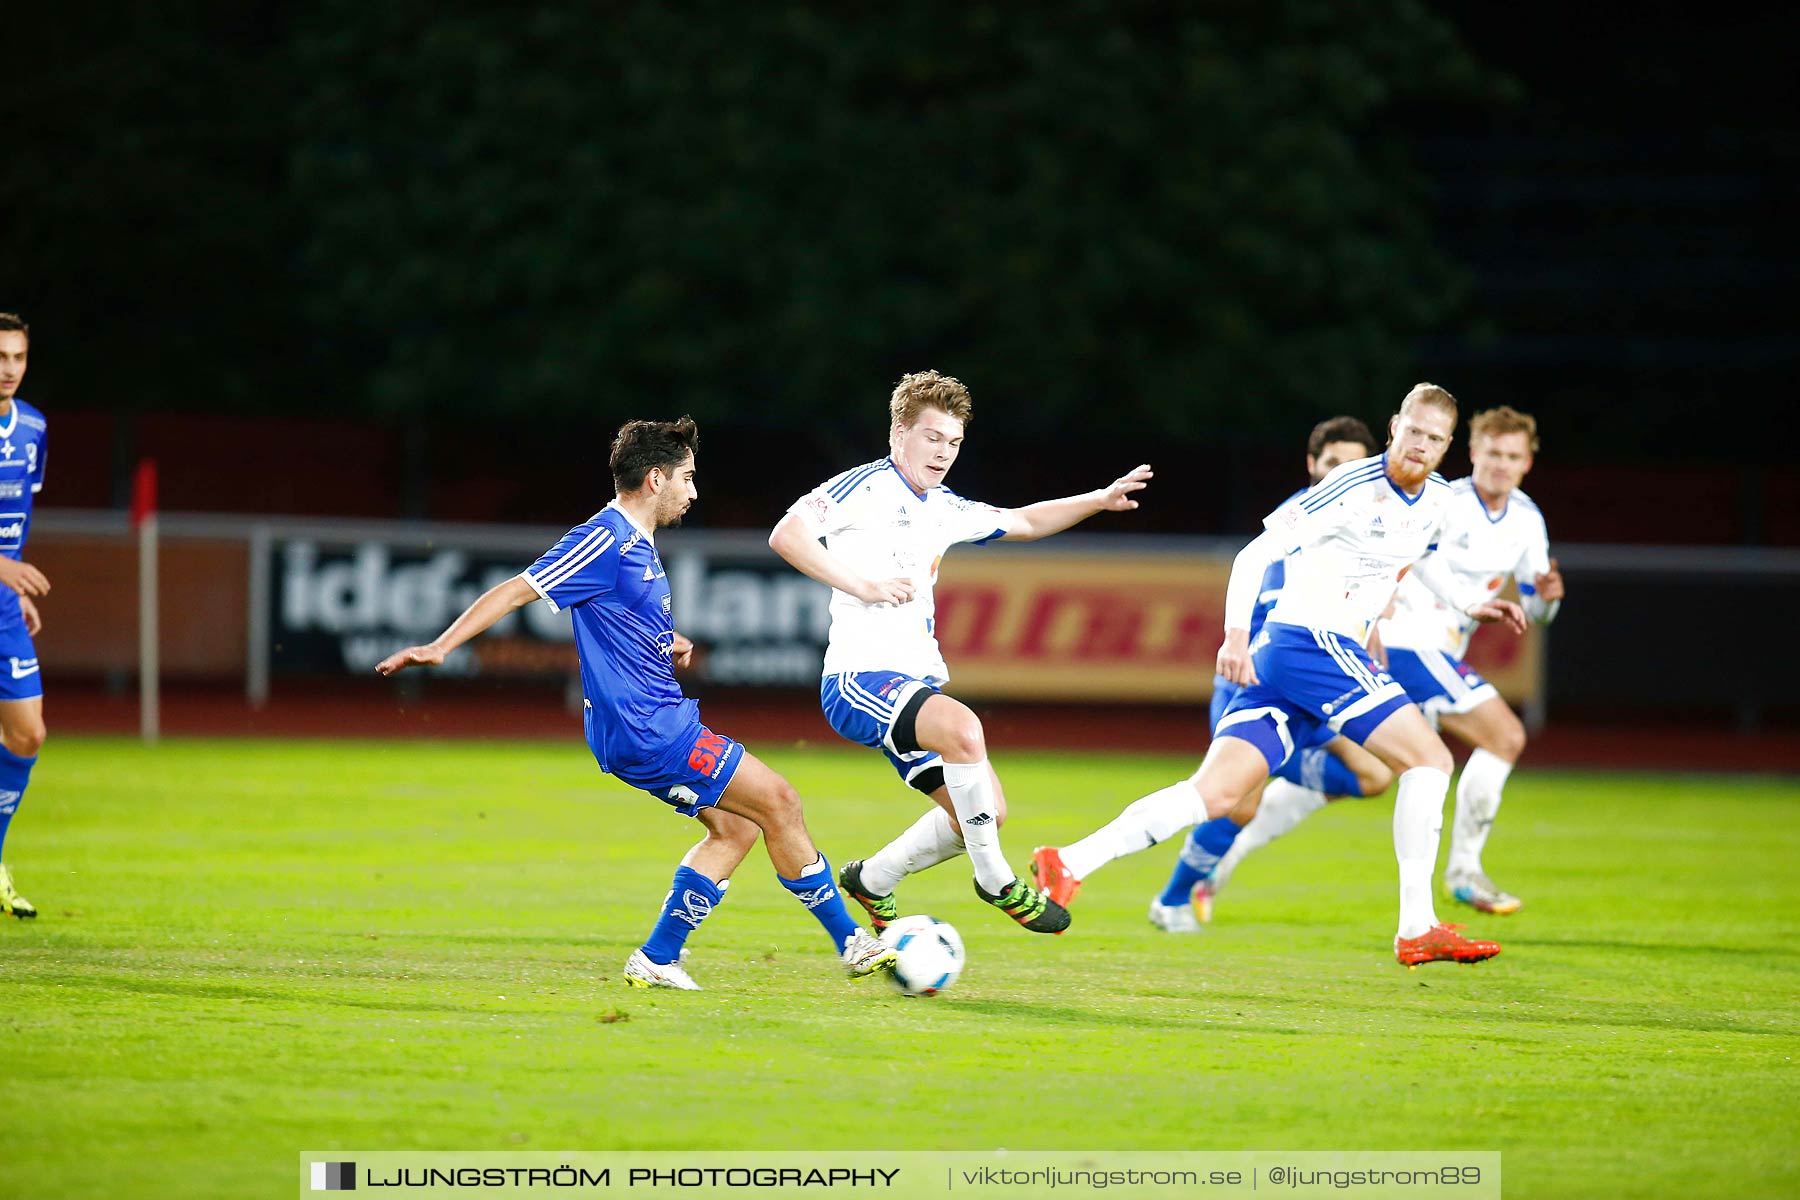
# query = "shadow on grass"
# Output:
<box><xmin>1528</xmin><ymin>938</ymin><xmax>1800</xmax><ymax>961</ymax></box>
<box><xmin>34</xmin><ymin>971</ymin><xmax>499</xmax><ymax>1016</ymax></box>
<box><xmin>949</xmin><ymin>996</ymin><xmax>1312</xmax><ymax>1035</ymax></box>
<box><xmin>1468</xmin><ymin>999</ymin><xmax>1795</xmax><ymax>1038</ymax></box>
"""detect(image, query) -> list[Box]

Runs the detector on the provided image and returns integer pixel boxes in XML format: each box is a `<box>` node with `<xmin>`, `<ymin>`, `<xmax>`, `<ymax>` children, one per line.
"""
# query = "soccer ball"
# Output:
<box><xmin>880</xmin><ymin>914</ymin><xmax>965</xmax><ymax>996</ymax></box>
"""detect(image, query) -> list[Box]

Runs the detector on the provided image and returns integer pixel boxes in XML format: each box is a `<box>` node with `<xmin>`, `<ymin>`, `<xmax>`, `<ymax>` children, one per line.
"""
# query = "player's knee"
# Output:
<box><xmin>938</xmin><ymin>716</ymin><xmax>986</xmax><ymax>763</ymax></box>
<box><xmin>3</xmin><ymin>722</ymin><xmax>44</xmax><ymax>759</ymax></box>
<box><xmin>1356</xmin><ymin>761</ymin><xmax>1395</xmax><ymax>796</ymax></box>
<box><xmin>1187</xmin><ymin>774</ymin><xmax>1238</xmax><ymax>820</ymax></box>
<box><xmin>716</xmin><ymin>820</ymin><xmax>760</xmax><ymax>857</ymax></box>
<box><xmin>1224</xmin><ymin>789</ymin><xmax>1260</xmax><ymax>823</ymax></box>
<box><xmin>1420</xmin><ymin>743</ymin><xmax>1454</xmax><ymax>775</ymax></box>
<box><xmin>1492</xmin><ymin>722</ymin><xmax>1527</xmax><ymax>763</ymax></box>
<box><xmin>765</xmin><ymin>778</ymin><xmax>804</xmax><ymax>827</ymax></box>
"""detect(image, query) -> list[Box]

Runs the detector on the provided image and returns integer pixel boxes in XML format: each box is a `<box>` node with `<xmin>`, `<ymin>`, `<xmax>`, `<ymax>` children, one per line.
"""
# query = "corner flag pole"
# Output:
<box><xmin>131</xmin><ymin>460</ymin><xmax>159</xmax><ymax>744</ymax></box>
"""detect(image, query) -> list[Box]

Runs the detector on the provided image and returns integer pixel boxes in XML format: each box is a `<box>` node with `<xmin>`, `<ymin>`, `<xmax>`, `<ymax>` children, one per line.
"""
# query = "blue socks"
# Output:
<box><xmin>1158</xmin><ymin>817</ymin><xmax>1240</xmax><ymax>906</ymax></box>
<box><xmin>0</xmin><ymin>746</ymin><xmax>35</xmax><ymax>860</ymax></box>
<box><xmin>640</xmin><ymin>855</ymin><xmax>864</xmax><ymax>965</ymax></box>
<box><xmin>1276</xmin><ymin>746</ymin><xmax>1368</xmax><ymax>797</ymax></box>
<box><xmin>777</xmin><ymin>855</ymin><xmax>859</xmax><ymax>951</ymax></box>
<box><xmin>640</xmin><ymin>865</ymin><xmax>725</xmax><ymax>966</ymax></box>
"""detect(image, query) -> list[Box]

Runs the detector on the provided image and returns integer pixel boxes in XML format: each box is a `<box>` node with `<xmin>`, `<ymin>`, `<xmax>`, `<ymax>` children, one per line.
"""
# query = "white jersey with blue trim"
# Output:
<box><xmin>1245</xmin><ymin>486</ymin><xmax>1308</xmax><ymax>641</ymax></box>
<box><xmin>787</xmin><ymin>457</ymin><xmax>1013</xmax><ymax>681</ymax></box>
<box><xmin>0</xmin><ymin>399</ymin><xmax>48</xmax><ymax>632</ymax></box>
<box><xmin>1381</xmin><ymin>479</ymin><xmax>1554</xmax><ymax>658</ymax></box>
<box><xmin>1261</xmin><ymin>453</ymin><xmax>1456</xmax><ymax>643</ymax></box>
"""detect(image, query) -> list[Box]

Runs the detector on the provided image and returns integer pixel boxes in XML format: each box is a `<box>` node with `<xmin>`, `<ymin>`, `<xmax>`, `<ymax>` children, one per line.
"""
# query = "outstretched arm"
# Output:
<box><xmin>769</xmin><ymin>512</ymin><xmax>915</xmax><ymax>606</ymax></box>
<box><xmin>1002</xmin><ymin>464</ymin><xmax>1152</xmax><ymax>541</ymax></box>
<box><xmin>376</xmin><ymin>574</ymin><xmax>539</xmax><ymax>675</ymax></box>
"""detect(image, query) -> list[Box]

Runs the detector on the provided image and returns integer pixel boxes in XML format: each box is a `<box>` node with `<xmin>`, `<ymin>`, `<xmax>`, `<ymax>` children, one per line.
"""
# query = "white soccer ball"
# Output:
<box><xmin>880</xmin><ymin>914</ymin><xmax>965</xmax><ymax>996</ymax></box>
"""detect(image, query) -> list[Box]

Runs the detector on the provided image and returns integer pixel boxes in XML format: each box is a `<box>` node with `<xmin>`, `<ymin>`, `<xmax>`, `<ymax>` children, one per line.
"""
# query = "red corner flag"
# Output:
<box><xmin>130</xmin><ymin>459</ymin><xmax>159</xmax><ymax>529</ymax></box>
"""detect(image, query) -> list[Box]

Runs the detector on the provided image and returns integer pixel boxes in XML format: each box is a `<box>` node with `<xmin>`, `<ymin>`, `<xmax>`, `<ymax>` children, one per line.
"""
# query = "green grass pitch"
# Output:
<box><xmin>3</xmin><ymin>737</ymin><xmax>1796</xmax><ymax>1198</ymax></box>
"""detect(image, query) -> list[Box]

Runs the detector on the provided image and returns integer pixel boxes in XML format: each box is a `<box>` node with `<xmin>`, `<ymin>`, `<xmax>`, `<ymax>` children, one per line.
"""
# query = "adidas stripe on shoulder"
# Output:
<box><xmin>1300</xmin><ymin>461</ymin><xmax>1385</xmax><ymax>512</ymax></box>
<box><xmin>827</xmin><ymin>459</ymin><xmax>890</xmax><ymax>502</ymax></box>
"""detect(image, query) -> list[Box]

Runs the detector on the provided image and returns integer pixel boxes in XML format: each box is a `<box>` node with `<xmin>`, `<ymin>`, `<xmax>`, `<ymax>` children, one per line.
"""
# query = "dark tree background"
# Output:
<box><xmin>288</xmin><ymin>0</ymin><xmax>1487</xmax><ymax>441</ymax></box>
<box><xmin>3</xmin><ymin>1</ymin><xmax>1795</xmax><ymax>532</ymax></box>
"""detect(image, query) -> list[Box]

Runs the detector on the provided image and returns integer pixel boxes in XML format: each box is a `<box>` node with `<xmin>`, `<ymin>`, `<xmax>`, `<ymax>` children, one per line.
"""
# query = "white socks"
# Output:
<box><xmin>1061</xmin><ymin>781</ymin><xmax>1206</xmax><ymax>882</ymax></box>
<box><xmin>1211</xmin><ymin>779</ymin><xmax>1327</xmax><ymax>892</ymax></box>
<box><xmin>941</xmin><ymin>760</ymin><xmax>1014</xmax><ymax>893</ymax></box>
<box><xmin>860</xmin><ymin>805</ymin><xmax>964</xmax><ymax>896</ymax></box>
<box><xmin>1393</xmin><ymin>766</ymin><xmax>1449</xmax><ymax>939</ymax></box>
<box><xmin>1449</xmin><ymin>748</ymin><xmax>1513</xmax><ymax>877</ymax></box>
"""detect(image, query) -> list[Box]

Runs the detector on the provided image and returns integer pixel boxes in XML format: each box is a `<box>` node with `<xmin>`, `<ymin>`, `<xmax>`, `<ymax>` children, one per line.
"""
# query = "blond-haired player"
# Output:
<box><xmin>770</xmin><ymin>370</ymin><xmax>1151</xmax><ymax>935</ymax></box>
<box><xmin>1379</xmin><ymin>405</ymin><xmax>1562</xmax><ymax>914</ymax></box>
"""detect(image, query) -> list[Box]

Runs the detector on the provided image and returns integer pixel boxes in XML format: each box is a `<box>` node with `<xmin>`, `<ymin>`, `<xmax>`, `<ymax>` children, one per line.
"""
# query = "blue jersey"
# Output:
<box><xmin>0</xmin><ymin>399</ymin><xmax>48</xmax><ymax>633</ymax></box>
<box><xmin>522</xmin><ymin>502</ymin><xmax>685</xmax><ymax>774</ymax></box>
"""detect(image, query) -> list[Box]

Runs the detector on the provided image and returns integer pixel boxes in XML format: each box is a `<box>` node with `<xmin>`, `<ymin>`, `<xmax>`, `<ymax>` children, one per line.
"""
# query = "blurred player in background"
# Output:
<box><xmin>1147</xmin><ymin>416</ymin><xmax>1392</xmax><ymax>933</ymax></box>
<box><xmin>770</xmin><ymin>370</ymin><xmax>1152</xmax><ymax>936</ymax></box>
<box><xmin>1380</xmin><ymin>406</ymin><xmax>1562</xmax><ymax>914</ymax></box>
<box><xmin>0</xmin><ymin>314</ymin><xmax>52</xmax><ymax>921</ymax></box>
<box><xmin>1164</xmin><ymin>407</ymin><xmax>1564</xmax><ymax>926</ymax></box>
<box><xmin>1034</xmin><ymin>384</ymin><xmax>1525</xmax><ymax>966</ymax></box>
<box><xmin>379</xmin><ymin>417</ymin><xmax>896</xmax><ymax>991</ymax></box>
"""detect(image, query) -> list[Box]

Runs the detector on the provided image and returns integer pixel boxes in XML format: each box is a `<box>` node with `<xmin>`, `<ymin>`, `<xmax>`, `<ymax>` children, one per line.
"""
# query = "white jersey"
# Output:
<box><xmin>1260</xmin><ymin>454</ymin><xmax>1457</xmax><ymax>644</ymax></box>
<box><xmin>787</xmin><ymin>457</ymin><xmax>1014</xmax><ymax>681</ymax></box>
<box><xmin>1381</xmin><ymin>479</ymin><xmax>1554</xmax><ymax>658</ymax></box>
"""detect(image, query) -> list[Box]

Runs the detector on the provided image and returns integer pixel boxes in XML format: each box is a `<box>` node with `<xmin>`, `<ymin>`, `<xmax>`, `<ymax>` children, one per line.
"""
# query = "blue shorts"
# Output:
<box><xmin>0</xmin><ymin>626</ymin><xmax>42</xmax><ymax>702</ymax></box>
<box><xmin>585</xmin><ymin>700</ymin><xmax>745</xmax><ymax>818</ymax></box>
<box><xmin>821</xmin><ymin>670</ymin><xmax>944</xmax><ymax>792</ymax></box>
<box><xmin>1209</xmin><ymin>675</ymin><xmax>1238</xmax><ymax>733</ymax></box>
<box><xmin>1383</xmin><ymin>647</ymin><xmax>1500</xmax><ymax>722</ymax></box>
<box><xmin>1215</xmin><ymin>622</ymin><xmax>1411</xmax><ymax>772</ymax></box>
<box><xmin>1211</xmin><ymin>673</ymin><xmax>1337</xmax><ymax>753</ymax></box>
